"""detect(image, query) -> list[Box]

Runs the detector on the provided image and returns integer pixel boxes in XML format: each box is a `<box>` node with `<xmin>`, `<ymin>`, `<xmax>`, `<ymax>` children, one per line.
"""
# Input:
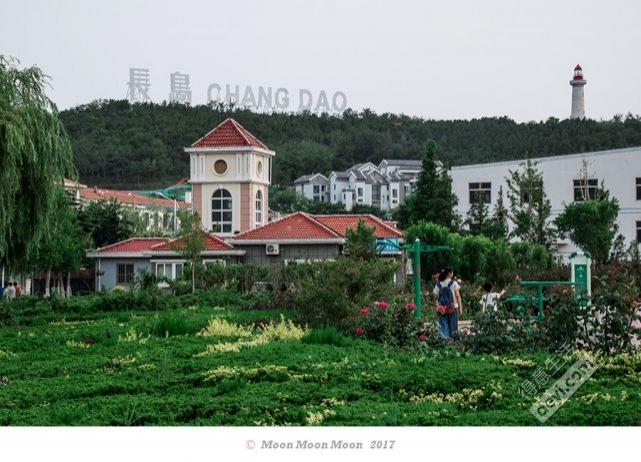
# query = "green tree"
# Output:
<box><xmin>464</xmin><ymin>197</ymin><xmax>490</xmax><ymax>236</ymax></box>
<box><xmin>0</xmin><ymin>56</ymin><xmax>75</xmax><ymax>267</ymax></box>
<box><xmin>555</xmin><ymin>192</ymin><xmax>620</xmax><ymax>264</ymax></box>
<box><xmin>395</xmin><ymin>140</ymin><xmax>458</xmax><ymax>229</ymax></box>
<box><xmin>78</xmin><ymin>200</ymin><xmax>135</xmax><ymax>248</ymax></box>
<box><xmin>506</xmin><ymin>160</ymin><xmax>553</xmax><ymax>246</ymax></box>
<box><xmin>270</xmin><ymin>189</ymin><xmax>305</xmax><ymax>213</ymax></box>
<box><xmin>345</xmin><ymin>218</ymin><xmax>377</xmax><ymax>261</ymax></box>
<box><xmin>483</xmin><ymin>185</ymin><xmax>508</xmax><ymax>240</ymax></box>
<box><xmin>174</xmin><ymin>211</ymin><xmax>205</xmax><ymax>293</ymax></box>
<box><xmin>30</xmin><ymin>189</ymin><xmax>86</xmax><ymax>296</ymax></box>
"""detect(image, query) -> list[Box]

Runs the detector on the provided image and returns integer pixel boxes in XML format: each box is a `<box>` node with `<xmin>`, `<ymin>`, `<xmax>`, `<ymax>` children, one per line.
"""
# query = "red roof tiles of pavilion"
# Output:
<box><xmin>80</xmin><ymin>187</ymin><xmax>188</xmax><ymax>209</ymax></box>
<box><xmin>191</xmin><ymin>118</ymin><xmax>268</xmax><ymax>149</ymax></box>
<box><xmin>150</xmin><ymin>233</ymin><xmax>234</xmax><ymax>251</ymax></box>
<box><xmin>314</xmin><ymin>214</ymin><xmax>404</xmax><ymax>238</ymax></box>
<box><xmin>92</xmin><ymin>238</ymin><xmax>168</xmax><ymax>254</ymax></box>
<box><xmin>232</xmin><ymin>212</ymin><xmax>341</xmax><ymax>240</ymax></box>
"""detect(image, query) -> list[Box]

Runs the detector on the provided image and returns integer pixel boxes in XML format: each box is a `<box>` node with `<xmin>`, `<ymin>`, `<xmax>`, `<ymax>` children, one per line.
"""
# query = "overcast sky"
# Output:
<box><xmin>2</xmin><ymin>0</ymin><xmax>640</xmax><ymax>121</ymax></box>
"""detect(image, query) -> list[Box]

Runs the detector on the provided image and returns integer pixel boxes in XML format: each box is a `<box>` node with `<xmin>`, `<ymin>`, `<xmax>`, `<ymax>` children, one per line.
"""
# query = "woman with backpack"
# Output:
<box><xmin>433</xmin><ymin>266</ymin><xmax>463</xmax><ymax>340</ymax></box>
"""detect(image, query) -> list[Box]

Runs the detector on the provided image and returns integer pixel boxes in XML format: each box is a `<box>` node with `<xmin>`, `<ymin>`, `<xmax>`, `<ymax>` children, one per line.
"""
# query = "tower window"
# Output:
<box><xmin>573</xmin><ymin>179</ymin><xmax>599</xmax><ymax>201</ymax></box>
<box><xmin>212</xmin><ymin>189</ymin><xmax>233</xmax><ymax>233</ymax></box>
<box><xmin>636</xmin><ymin>178</ymin><xmax>641</xmax><ymax>200</ymax></box>
<box><xmin>214</xmin><ymin>159</ymin><xmax>228</xmax><ymax>175</ymax></box>
<box><xmin>469</xmin><ymin>182</ymin><xmax>491</xmax><ymax>204</ymax></box>
<box><xmin>255</xmin><ymin>190</ymin><xmax>263</xmax><ymax>226</ymax></box>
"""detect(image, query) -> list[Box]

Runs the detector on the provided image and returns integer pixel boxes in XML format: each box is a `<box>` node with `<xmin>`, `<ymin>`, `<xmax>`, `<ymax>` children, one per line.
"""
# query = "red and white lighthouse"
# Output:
<box><xmin>570</xmin><ymin>64</ymin><xmax>587</xmax><ymax>119</ymax></box>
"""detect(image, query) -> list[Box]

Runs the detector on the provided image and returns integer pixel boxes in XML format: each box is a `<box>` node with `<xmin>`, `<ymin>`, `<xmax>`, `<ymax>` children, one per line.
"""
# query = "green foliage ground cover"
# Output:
<box><xmin>1</xmin><ymin>302</ymin><xmax>639</xmax><ymax>426</ymax></box>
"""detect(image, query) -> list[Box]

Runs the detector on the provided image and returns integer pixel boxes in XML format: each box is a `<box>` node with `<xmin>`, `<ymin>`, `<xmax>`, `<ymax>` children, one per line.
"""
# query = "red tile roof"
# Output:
<box><xmin>151</xmin><ymin>233</ymin><xmax>234</xmax><ymax>251</ymax></box>
<box><xmin>231</xmin><ymin>213</ymin><xmax>403</xmax><ymax>241</ymax></box>
<box><xmin>191</xmin><ymin>118</ymin><xmax>268</xmax><ymax>149</ymax></box>
<box><xmin>80</xmin><ymin>187</ymin><xmax>189</xmax><ymax>209</ymax></box>
<box><xmin>92</xmin><ymin>238</ymin><xmax>168</xmax><ymax>254</ymax></box>
<box><xmin>314</xmin><ymin>214</ymin><xmax>404</xmax><ymax>239</ymax></box>
<box><xmin>232</xmin><ymin>212</ymin><xmax>341</xmax><ymax>241</ymax></box>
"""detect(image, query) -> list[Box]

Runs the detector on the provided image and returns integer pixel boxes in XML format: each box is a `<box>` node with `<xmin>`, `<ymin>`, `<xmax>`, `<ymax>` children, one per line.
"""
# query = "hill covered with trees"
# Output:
<box><xmin>59</xmin><ymin>100</ymin><xmax>641</xmax><ymax>189</ymax></box>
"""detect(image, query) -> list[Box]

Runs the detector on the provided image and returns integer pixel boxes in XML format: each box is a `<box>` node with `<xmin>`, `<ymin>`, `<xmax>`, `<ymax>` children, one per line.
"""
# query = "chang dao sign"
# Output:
<box><xmin>126</xmin><ymin>68</ymin><xmax>347</xmax><ymax>114</ymax></box>
<box><xmin>206</xmin><ymin>84</ymin><xmax>347</xmax><ymax>114</ymax></box>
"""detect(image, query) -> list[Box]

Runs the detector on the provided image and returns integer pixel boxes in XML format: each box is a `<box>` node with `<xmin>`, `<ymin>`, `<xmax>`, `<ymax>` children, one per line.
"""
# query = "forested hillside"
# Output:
<box><xmin>59</xmin><ymin>100</ymin><xmax>641</xmax><ymax>189</ymax></box>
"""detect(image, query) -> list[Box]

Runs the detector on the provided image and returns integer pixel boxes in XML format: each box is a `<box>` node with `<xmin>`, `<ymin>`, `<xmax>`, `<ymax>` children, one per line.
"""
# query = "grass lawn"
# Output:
<box><xmin>0</xmin><ymin>305</ymin><xmax>639</xmax><ymax>426</ymax></box>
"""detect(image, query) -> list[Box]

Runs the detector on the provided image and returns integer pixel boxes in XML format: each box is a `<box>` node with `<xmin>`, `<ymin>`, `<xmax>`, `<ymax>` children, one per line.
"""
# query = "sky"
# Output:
<box><xmin>2</xmin><ymin>0</ymin><xmax>640</xmax><ymax>121</ymax></box>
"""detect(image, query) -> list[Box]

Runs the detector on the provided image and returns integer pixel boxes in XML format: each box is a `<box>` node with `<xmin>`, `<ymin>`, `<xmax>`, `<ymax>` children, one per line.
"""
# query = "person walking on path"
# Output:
<box><xmin>433</xmin><ymin>266</ymin><xmax>463</xmax><ymax>340</ymax></box>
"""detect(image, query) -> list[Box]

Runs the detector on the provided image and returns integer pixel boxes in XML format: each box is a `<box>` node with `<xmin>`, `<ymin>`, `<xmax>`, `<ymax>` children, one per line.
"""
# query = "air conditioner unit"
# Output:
<box><xmin>266</xmin><ymin>243</ymin><xmax>280</xmax><ymax>255</ymax></box>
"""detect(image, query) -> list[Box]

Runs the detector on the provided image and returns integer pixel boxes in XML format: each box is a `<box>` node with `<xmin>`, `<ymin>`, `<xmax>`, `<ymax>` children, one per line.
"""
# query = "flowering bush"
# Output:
<box><xmin>353</xmin><ymin>298</ymin><xmax>424</xmax><ymax>348</ymax></box>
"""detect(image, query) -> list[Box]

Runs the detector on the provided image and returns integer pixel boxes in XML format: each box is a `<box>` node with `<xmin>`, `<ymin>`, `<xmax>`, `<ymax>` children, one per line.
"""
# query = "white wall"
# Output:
<box><xmin>450</xmin><ymin>147</ymin><xmax>641</xmax><ymax>258</ymax></box>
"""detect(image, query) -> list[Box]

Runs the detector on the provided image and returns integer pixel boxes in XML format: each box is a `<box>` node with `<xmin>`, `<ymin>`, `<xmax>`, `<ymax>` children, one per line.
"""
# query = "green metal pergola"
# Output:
<box><xmin>377</xmin><ymin>237</ymin><xmax>452</xmax><ymax>318</ymax></box>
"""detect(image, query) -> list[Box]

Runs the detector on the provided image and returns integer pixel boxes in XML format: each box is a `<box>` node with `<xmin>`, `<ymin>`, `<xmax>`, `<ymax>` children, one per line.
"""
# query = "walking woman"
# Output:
<box><xmin>433</xmin><ymin>266</ymin><xmax>463</xmax><ymax>340</ymax></box>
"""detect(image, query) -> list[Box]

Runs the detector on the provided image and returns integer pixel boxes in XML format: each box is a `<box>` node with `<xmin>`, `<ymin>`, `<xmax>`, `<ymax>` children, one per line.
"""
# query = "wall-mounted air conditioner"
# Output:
<box><xmin>266</xmin><ymin>243</ymin><xmax>280</xmax><ymax>255</ymax></box>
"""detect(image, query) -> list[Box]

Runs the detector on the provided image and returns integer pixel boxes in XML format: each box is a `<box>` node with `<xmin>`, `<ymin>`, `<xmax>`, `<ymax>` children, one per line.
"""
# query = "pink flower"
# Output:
<box><xmin>355</xmin><ymin>326</ymin><xmax>364</xmax><ymax>336</ymax></box>
<box><xmin>375</xmin><ymin>300</ymin><xmax>389</xmax><ymax>310</ymax></box>
<box><xmin>360</xmin><ymin>307</ymin><xmax>369</xmax><ymax>316</ymax></box>
<box><xmin>406</xmin><ymin>302</ymin><xmax>417</xmax><ymax>311</ymax></box>
<box><xmin>418</xmin><ymin>334</ymin><xmax>427</xmax><ymax>342</ymax></box>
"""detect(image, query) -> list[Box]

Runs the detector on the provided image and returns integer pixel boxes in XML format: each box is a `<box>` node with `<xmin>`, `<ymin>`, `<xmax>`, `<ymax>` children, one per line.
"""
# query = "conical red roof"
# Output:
<box><xmin>191</xmin><ymin>118</ymin><xmax>268</xmax><ymax>149</ymax></box>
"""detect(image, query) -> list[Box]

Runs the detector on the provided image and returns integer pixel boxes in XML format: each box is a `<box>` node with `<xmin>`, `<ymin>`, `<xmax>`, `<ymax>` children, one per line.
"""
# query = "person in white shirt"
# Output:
<box><xmin>480</xmin><ymin>282</ymin><xmax>505</xmax><ymax>313</ymax></box>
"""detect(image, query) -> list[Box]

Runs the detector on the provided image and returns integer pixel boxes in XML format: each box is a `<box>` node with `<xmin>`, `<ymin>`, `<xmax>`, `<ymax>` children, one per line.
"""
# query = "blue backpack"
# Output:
<box><xmin>437</xmin><ymin>280</ymin><xmax>456</xmax><ymax>314</ymax></box>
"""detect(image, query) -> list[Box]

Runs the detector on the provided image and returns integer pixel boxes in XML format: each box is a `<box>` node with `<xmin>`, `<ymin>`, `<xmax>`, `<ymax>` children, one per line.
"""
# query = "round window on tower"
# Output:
<box><xmin>214</xmin><ymin>159</ymin><xmax>228</xmax><ymax>175</ymax></box>
<box><xmin>256</xmin><ymin>161</ymin><xmax>263</xmax><ymax>178</ymax></box>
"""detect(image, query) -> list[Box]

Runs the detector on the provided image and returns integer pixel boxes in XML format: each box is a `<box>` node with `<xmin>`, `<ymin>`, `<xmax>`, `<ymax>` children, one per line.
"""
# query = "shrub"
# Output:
<box><xmin>457</xmin><ymin>235</ymin><xmax>492</xmax><ymax>281</ymax></box>
<box><xmin>484</xmin><ymin>240</ymin><xmax>516</xmax><ymax>286</ymax></box>
<box><xmin>354</xmin><ymin>298</ymin><xmax>424</xmax><ymax>349</ymax></box>
<box><xmin>257</xmin><ymin>316</ymin><xmax>307</xmax><ymax>342</ymax></box>
<box><xmin>198</xmin><ymin>318</ymin><xmax>253</xmax><ymax>339</ymax></box>
<box><xmin>149</xmin><ymin>312</ymin><xmax>194</xmax><ymax>337</ymax></box>
<box><xmin>292</xmin><ymin>257</ymin><xmax>399</xmax><ymax>328</ymax></box>
<box><xmin>462</xmin><ymin>304</ymin><xmax>541</xmax><ymax>354</ymax></box>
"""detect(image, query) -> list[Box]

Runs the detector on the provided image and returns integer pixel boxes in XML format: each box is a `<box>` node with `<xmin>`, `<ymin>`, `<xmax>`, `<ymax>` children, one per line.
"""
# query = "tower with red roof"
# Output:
<box><xmin>185</xmin><ymin>118</ymin><xmax>275</xmax><ymax>235</ymax></box>
<box><xmin>570</xmin><ymin>64</ymin><xmax>587</xmax><ymax>119</ymax></box>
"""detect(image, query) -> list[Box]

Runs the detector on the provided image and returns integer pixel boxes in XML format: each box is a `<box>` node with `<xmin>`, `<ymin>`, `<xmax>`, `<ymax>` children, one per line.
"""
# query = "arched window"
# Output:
<box><xmin>255</xmin><ymin>190</ymin><xmax>263</xmax><ymax>226</ymax></box>
<box><xmin>212</xmin><ymin>189</ymin><xmax>232</xmax><ymax>233</ymax></box>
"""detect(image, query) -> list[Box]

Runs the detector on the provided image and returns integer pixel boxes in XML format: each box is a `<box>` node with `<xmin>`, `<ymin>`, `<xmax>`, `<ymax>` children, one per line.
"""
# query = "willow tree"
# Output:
<box><xmin>0</xmin><ymin>56</ymin><xmax>75</xmax><ymax>268</ymax></box>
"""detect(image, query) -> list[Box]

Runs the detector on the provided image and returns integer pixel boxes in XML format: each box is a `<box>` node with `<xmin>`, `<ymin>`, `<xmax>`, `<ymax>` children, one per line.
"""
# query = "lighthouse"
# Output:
<box><xmin>570</xmin><ymin>64</ymin><xmax>587</xmax><ymax>119</ymax></box>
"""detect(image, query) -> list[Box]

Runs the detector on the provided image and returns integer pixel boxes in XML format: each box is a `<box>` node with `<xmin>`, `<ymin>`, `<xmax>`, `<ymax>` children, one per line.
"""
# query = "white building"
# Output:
<box><xmin>450</xmin><ymin>146</ymin><xmax>641</xmax><ymax>258</ymax></box>
<box><xmin>294</xmin><ymin>173</ymin><xmax>330</xmax><ymax>202</ymax></box>
<box><xmin>295</xmin><ymin>159</ymin><xmax>422</xmax><ymax>211</ymax></box>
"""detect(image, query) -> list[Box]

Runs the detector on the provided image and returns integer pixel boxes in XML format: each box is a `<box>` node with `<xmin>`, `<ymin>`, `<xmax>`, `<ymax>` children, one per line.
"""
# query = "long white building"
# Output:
<box><xmin>450</xmin><ymin>146</ymin><xmax>641</xmax><ymax>258</ymax></box>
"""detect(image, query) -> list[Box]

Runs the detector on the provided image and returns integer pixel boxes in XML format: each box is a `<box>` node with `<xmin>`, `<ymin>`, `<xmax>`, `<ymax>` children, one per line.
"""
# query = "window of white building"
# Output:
<box><xmin>212</xmin><ymin>189</ymin><xmax>233</xmax><ymax>233</ymax></box>
<box><xmin>357</xmin><ymin>187</ymin><xmax>363</xmax><ymax>197</ymax></box>
<box><xmin>573</xmin><ymin>179</ymin><xmax>599</xmax><ymax>201</ymax></box>
<box><xmin>636</xmin><ymin>178</ymin><xmax>641</xmax><ymax>200</ymax></box>
<box><xmin>469</xmin><ymin>182</ymin><xmax>491</xmax><ymax>204</ymax></box>
<box><xmin>637</xmin><ymin>221</ymin><xmax>641</xmax><ymax>242</ymax></box>
<box><xmin>255</xmin><ymin>190</ymin><xmax>263</xmax><ymax>226</ymax></box>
